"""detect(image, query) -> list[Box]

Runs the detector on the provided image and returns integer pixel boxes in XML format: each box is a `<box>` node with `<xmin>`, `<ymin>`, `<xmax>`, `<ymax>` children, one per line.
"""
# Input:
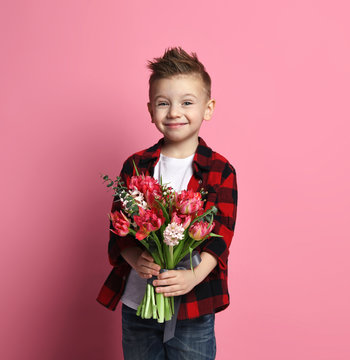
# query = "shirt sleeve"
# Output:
<box><xmin>107</xmin><ymin>158</ymin><xmax>141</xmax><ymax>267</ymax></box>
<box><xmin>200</xmin><ymin>162</ymin><xmax>238</xmax><ymax>271</ymax></box>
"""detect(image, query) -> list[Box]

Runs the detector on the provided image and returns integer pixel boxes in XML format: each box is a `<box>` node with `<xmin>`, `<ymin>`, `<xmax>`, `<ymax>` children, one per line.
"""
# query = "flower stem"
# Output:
<box><xmin>164</xmin><ymin>297</ymin><xmax>171</xmax><ymax>321</ymax></box>
<box><xmin>156</xmin><ymin>293</ymin><xmax>165</xmax><ymax>323</ymax></box>
<box><xmin>144</xmin><ymin>284</ymin><xmax>152</xmax><ymax>319</ymax></box>
<box><xmin>151</xmin><ymin>285</ymin><xmax>157</xmax><ymax>319</ymax></box>
<box><xmin>169</xmin><ymin>246</ymin><xmax>174</xmax><ymax>269</ymax></box>
<box><xmin>171</xmin><ymin>296</ymin><xmax>174</xmax><ymax>314</ymax></box>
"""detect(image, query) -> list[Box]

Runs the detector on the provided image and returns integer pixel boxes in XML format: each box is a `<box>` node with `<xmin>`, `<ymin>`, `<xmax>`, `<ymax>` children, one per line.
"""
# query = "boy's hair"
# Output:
<box><xmin>147</xmin><ymin>47</ymin><xmax>211</xmax><ymax>100</ymax></box>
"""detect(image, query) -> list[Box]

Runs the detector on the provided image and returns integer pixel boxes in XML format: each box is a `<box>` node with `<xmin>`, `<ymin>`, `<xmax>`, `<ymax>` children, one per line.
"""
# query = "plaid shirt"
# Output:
<box><xmin>96</xmin><ymin>137</ymin><xmax>238</xmax><ymax>319</ymax></box>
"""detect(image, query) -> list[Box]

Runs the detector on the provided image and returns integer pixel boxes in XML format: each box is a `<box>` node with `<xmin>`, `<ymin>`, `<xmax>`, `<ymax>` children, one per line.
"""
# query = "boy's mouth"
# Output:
<box><xmin>164</xmin><ymin>123</ymin><xmax>187</xmax><ymax>128</ymax></box>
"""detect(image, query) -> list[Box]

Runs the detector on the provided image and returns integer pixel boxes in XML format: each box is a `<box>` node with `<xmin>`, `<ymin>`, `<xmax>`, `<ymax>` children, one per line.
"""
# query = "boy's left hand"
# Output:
<box><xmin>153</xmin><ymin>269</ymin><xmax>198</xmax><ymax>297</ymax></box>
<box><xmin>153</xmin><ymin>252</ymin><xmax>218</xmax><ymax>297</ymax></box>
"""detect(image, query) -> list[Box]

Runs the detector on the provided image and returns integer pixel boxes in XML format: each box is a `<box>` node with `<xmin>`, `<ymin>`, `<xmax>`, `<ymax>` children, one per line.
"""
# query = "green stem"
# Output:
<box><xmin>162</xmin><ymin>241</ymin><xmax>169</xmax><ymax>269</ymax></box>
<box><xmin>173</xmin><ymin>239</ymin><xmax>185</xmax><ymax>264</ymax></box>
<box><xmin>188</xmin><ymin>206</ymin><xmax>218</xmax><ymax>229</ymax></box>
<box><xmin>141</xmin><ymin>294</ymin><xmax>145</xmax><ymax>318</ymax></box>
<box><xmin>164</xmin><ymin>297</ymin><xmax>171</xmax><ymax>321</ymax></box>
<box><xmin>150</xmin><ymin>232</ymin><xmax>165</xmax><ymax>266</ymax></box>
<box><xmin>154</xmin><ymin>199</ymin><xmax>170</xmax><ymax>223</ymax></box>
<box><xmin>128</xmin><ymin>228</ymin><xmax>136</xmax><ymax>236</ymax></box>
<box><xmin>136</xmin><ymin>300</ymin><xmax>142</xmax><ymax>316</ymax></box>
<box><xmin>151</xmin><ymin>285</ymin><xmax>157</xmax><ymax>319</ymax></box>
<box><xmin>144</xmin><ymin>284</ymin><xmax>152</xmax><ymax>319</ymax></box>
<box><xmin>169</xmin><ymin>246</ymin><xmax>174</xmax><ymax>269</ymax></box>
<box><xmin>171</xmin><ymin>296</ymin><xmax>174</xmax><ymax>315</ymax></box>
<box><xmin>132</xmin><ymin>159</ymin><xmax>139</xmax><ymax>176</ymax></box>
<box><xmin>140</xmin><ymin>237</ymin><xmax>162</xmax><ymax>266</ymax></box>
<box><xmin>156</xmin><ymin>293</ymin><xmax>165</xmax><ymax>323</ymax></box>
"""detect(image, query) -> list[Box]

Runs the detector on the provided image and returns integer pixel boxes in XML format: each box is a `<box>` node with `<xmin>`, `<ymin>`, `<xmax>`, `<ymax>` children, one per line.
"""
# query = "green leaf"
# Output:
<box><xmin>189</xmin><ymin>247</ymin><xmax>194</xmax><ymax>271</ymax></box>
<box><xmin>208</xmin><ymin>232</ymin><xmax>223</xmax><ymax>237</ymax></box>
<box><xmin>154</xmin><ymin>199</ymin><xmax>170</xmax><ymax>223</ymax></box>
<box><xmin>132</xmin><ymin>159</ymin><xmax>140</xmax><ymax>176</ymax></box>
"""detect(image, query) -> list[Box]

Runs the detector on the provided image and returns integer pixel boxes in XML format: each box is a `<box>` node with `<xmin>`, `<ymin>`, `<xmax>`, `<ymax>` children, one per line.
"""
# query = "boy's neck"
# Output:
<box><xmin>161</xmin><ymin>137</ymin><xmax>199</xmax><ymax>159</ymax></box>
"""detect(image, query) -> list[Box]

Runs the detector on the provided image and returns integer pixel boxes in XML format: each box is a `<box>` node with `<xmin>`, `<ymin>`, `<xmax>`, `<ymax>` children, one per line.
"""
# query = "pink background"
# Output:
<box><xmin>1</xmin><ymin>1</ymin><xmax>349</xmax><ymax>359</ymax></box>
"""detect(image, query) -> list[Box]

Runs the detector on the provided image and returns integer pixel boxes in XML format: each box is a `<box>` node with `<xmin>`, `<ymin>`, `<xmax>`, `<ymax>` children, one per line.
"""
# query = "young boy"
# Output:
<box><xmin>96</xmin><ymin>47</ymin><xmax>238</xmax><ymax>360</ymax></box>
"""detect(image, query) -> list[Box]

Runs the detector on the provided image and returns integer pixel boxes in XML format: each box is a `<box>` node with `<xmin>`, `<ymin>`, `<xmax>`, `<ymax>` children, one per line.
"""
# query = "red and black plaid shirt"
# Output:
<box><xmin>96</xmin><ymin>137</ymin><xmax>238</xmax><ymax>319</ymax></box>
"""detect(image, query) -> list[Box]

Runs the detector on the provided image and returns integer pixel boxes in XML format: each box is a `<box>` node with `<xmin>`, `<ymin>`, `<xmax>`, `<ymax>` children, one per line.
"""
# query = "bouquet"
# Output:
<box><xmin>101</xmin><ymin>162</ymin><xmax>221</xmax><ymax>323</ymax></box>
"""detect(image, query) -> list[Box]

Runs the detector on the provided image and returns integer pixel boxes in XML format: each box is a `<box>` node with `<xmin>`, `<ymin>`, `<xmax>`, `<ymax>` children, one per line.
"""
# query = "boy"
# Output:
<box><xmin>96</xmin><ymin>47</ymin><xmax>238</xmax><ymax>360</ymax></box>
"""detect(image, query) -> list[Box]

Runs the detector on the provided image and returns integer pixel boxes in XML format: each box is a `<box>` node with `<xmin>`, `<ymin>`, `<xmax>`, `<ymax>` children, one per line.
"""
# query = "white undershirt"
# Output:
<box><xmin>153</xmin><ymin>152</ymin><xmax>195</xmax><ymax>192</ymax></box>
<box><xmin>120</xmin><ymin>152</ymin><xmax>195</xmax><ymax>309</ymax></box>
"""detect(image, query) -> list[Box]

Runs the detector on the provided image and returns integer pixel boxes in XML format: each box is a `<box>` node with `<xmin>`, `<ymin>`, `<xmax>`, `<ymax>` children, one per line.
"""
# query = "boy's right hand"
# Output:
<box><xmin>121</xmin><ymin>247</ymin><xmax>160</xmax><ymax>279</ymax></box>
<box><xmin>135</xmin><ymin>250</ymin><xmax>161</xmax><ymax>279</ymax></box>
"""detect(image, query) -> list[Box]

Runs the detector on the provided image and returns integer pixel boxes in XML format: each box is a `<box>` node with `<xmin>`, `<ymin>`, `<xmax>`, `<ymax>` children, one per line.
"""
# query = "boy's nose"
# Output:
<box><xmin>167</xmin><ymin>104</ymin><xmax>181</xmax><ymax>118</ymax></box>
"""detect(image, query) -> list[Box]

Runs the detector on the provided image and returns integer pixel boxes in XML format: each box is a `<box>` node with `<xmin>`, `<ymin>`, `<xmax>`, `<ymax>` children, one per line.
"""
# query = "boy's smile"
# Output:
<box><xmin>147</xmin><ymin>74</ymin><xmax>215</xmax><ymax>154</ymax></box>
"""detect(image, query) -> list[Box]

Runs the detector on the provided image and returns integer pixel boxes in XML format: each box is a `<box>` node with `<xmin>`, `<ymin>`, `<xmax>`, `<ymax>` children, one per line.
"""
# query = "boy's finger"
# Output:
<box><xmin>140</xmin><ymin>259</ymin><xmax>161</xmax><ymax>272</ymax></box>
<box><xmin>157</xmin><ymin>270</ymin><xmax>176</xmax><ymax>280</ymax></box>
<box><xmin>143</xmin><ymin>266</ymin><xmax>160</xmax><ymax>276</ymax></box>
<box><xmin>153</xmin><ymin>278</ymin><xmax>176</xmax><ymax>287</ymax></box>
<box><xmin>141</xmin><ymin>251</ymin><xmax>154</xmax><ymax>262</ymax></box>
<box><xmin>139</xmin><ymin>272</ymin><xmax>152</xmax><ymax>279</ymax></box>
<box><xmin>141</xmin><ymin>262</ymin><xmax>160</xmax><ymax>274</ymax></box>
<box><xmin>155</xmin><ymin>284</ymin><xmax>180</xmax><ymax>294</ymax></box>
<box><xmin>150</xmin><ymin>263</ymin><xmax>161</xmax><ymax>271</ymax></box>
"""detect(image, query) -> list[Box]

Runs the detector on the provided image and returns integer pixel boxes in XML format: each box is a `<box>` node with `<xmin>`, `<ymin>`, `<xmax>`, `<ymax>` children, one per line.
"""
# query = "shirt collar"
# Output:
<box><xmin>139</xmin><ymin>137</ymin><xmax>213</xmax><ymax>174</ymax></box>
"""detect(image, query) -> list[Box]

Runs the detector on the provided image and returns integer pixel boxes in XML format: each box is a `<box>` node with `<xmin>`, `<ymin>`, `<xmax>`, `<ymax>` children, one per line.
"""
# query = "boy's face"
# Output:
<box><xmin>147</xmin><ymin>74</ymin><xmax>215</xmax><ymax>147</ymax></box>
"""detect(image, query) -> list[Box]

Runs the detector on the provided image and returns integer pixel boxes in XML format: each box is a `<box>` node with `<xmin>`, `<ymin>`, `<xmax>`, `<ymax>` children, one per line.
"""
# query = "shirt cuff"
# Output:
<box><xmin>200</xmin><ymin>224</ymin><xmax>233</xmax><ymax>271</ymax></box>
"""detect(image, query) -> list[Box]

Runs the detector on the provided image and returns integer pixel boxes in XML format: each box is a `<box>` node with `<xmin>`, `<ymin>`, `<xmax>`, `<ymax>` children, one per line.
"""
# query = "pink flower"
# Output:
<box><xmin>171</xmin><ymin>211</ymin><xmax>192</xmax><ymax>230</ymax></box>
<box><xmin>163</xmin><ymin>222</ymin><xmax>185</xmax><ymax>246</ymax></box>
<box><xmin>175</xmin><ymin>189</ymin><xmax>204</xmax><ymax>215</ymax></box>
<box><xmin>109</xmin><ymin>210</ymin><xmax>130</xmax><ymax>237</ymax></box>
<box><xmin>129</xmin><ymin>175</ymin><xmax>162</xmax><ymax>206</ymax></box>
<box><xmin>188</xmin><ymin>221</ymin><xmax>215</xmax><ymax>241</ymax></box>
<box><xmin>134</xmin><ymin>207</ymin><xmax>165</xmax><ymax>240</ymax></box>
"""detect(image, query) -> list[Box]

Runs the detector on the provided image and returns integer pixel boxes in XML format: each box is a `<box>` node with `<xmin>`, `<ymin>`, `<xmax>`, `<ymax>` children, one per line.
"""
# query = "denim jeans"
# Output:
<box><xmin>122</xmin><ymin>303</ymin><xmax>216</xmax><ymax>360</ymax></box>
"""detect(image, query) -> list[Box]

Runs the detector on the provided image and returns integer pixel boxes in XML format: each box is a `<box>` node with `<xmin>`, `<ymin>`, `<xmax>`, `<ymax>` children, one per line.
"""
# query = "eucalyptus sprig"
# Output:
<box><xmin>100</xmin><ymin>174</ymin><xmax>139</xmax><ymax>216</ymax></box>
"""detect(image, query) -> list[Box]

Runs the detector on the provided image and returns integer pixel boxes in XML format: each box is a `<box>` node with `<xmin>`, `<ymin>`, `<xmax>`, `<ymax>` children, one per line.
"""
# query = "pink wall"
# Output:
<box><xmin>1</xmin><ymin>1</ymin><xmax>349</xmax><ymax>359</ymax></box>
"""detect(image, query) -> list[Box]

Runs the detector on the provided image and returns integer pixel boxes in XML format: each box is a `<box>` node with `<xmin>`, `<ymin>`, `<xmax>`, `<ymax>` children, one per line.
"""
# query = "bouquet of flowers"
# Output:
<box><xmin>101</xmin><ymin>162</ymin><xmax>221</xmax><ymax>323</ymax></box>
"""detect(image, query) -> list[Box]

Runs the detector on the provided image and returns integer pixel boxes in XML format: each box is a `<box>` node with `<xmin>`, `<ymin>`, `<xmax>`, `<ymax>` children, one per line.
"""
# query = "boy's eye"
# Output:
<box><xmin>183</xmin><ymin>101</ymin><xmax>193</xmax><ymax>106</ymax></box>
<box><xmin>156</xmin><ymin>102</ymin><xmax>168</xmax><ymax>106</ymax></box>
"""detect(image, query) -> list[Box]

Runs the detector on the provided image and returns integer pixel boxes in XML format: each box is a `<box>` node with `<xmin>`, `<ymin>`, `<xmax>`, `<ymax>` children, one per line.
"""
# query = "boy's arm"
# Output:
<box><xmin>199</xmin><ymin>162</ymin><xmax>238</xmax><ymax>271</ymax></box>
<box><xmin>154</xmin><ymin>162</ymin><xmax>238</xmax><ymax>296</ymax></box>
<box><xmin>121</xmin><ymin>246</ymin><xmax>161</xmax><ymax>278</ymax></box>
<box><xmin>153</xmin><ymin>251</ymin><xmax>217</xmax><ymax>296</ymax></box>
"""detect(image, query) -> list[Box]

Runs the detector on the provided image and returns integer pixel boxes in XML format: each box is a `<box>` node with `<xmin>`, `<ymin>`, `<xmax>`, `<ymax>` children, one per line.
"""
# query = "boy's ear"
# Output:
<box><xmin>147</xmin><ymin>102</ymin><xmax>154</xmax><ymax>122</ymax></box>
<box><xmin>203</xmin><ymin>99</ymin><xmax>216</xmax><ymax>121</ymax></box>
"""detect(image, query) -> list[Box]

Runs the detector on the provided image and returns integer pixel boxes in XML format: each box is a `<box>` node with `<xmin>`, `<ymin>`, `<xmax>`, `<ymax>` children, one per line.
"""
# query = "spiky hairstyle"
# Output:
<box><xmin>147</xmin><ymin>47</ymin><xmax>211</xmax><ymax>99</ymax></box>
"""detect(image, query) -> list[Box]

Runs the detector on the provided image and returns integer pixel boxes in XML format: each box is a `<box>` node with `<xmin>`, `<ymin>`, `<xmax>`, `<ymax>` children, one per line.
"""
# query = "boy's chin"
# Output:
<box><xmin>161</xmin><ymin>134</ymin><xmax>199</xmax><ymax>144</ymax></box>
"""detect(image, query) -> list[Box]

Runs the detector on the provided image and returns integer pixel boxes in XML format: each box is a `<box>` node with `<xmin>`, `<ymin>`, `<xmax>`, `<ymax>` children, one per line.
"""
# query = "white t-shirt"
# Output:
<box><xmin>153</xmin><ymin>152</ymin><xmax>195</xmax><ymax>192</ymax></box>
<box><xmin>120</xmin><ymin>152</ymin><xmax>195</xmax><ymax>309</ymax></box>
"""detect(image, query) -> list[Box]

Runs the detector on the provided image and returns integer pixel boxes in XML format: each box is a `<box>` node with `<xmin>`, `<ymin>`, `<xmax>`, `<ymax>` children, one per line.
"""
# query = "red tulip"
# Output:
<box><xmin>129</xmin><ymin>175</ymin><xmax>162</xmax><ymax>206</ymax></box>
<box><xmin>188</xmin><ymin>221</ymin><xmax>214</xmax><ymax>241</ymax></box>
<box><xmin>175</xmin><ymin>189</ymin><xmax>204</xmax><ymax>215</ymax></box>
<box><xmin>109</xmin><ymin>210</ymin><xmax>130</xmax><ymax>237</ymax></box>
<box><xmin>171</xmin><ymin>211</ymin><xmax>192</xmax><ymax>230</ymax></box>
<box><xmin>134</xmin><ymin>207</ymin><xmax>165</xmax><ymax>240</ymax></box>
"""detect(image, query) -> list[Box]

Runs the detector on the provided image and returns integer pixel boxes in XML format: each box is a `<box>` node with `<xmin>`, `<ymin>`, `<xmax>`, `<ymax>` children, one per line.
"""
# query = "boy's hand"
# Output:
<box><xmin>153</xmin><ymin>251</ymin><xmax>218</xmax><ymax>296</ymax></box>
<box><xmin>135</xmin><ymin>250</ymin><xmax>161</xmax><ymax>279</ymax></box>
<box><xmin>121</xmin><ymin>247</ymin><xmax>160</xmax><ymax>279</ymax></box>
<box><xmin>153</xmin><ymin>269</ymin><xmax>198</xmax><ymax>297</ymax></box>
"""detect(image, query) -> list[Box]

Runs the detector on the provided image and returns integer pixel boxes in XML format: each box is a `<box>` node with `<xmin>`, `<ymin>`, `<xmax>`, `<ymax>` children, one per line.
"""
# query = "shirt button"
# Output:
<box><xmin>199</xmin><ymin>179</ymin><xmax>202</xmax><ymax>184</ymax></box>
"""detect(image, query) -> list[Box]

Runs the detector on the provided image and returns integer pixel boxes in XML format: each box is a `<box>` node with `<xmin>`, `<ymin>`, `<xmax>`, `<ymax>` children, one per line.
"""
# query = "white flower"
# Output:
<box><xmin>163</xmin><ymin>222</ymin><xmax>185</xmax><ymax>246</ymax></box>
<box><xmin>122</xmin><ymin>187</ymin><xmax>148</xmax><ymax>210</ymax></box>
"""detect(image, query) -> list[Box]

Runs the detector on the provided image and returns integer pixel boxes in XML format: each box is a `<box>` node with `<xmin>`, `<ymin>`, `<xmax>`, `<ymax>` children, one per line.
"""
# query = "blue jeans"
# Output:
<box><xmin>122</xmin><ymin>303</ymin><xmax>216</xmax><ymax>360</ymax></box>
